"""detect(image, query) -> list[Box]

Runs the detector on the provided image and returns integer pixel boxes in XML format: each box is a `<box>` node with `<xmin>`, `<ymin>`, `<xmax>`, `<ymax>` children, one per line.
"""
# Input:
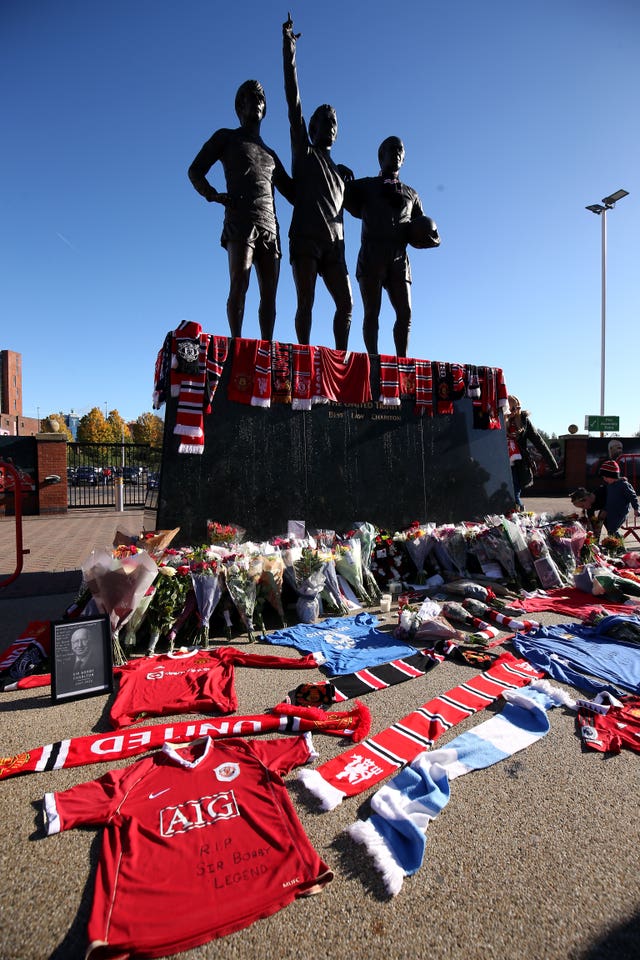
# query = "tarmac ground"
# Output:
<box><xmin>0</xmin><ymin>498</ymin><xmax>638</xmax><ymax>960</ymax></box>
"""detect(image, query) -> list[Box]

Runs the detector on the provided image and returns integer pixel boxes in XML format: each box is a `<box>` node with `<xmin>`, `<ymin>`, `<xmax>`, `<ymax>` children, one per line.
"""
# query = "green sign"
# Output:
<box><xmin>585</xmin><ymin>415</ymin><xmax>620</xmax><ymax>432</ymax></box>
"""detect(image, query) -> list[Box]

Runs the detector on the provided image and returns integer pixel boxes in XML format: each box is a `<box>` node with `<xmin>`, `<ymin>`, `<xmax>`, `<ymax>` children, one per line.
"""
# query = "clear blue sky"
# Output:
<box><xmin>2</xmin><ymin>0</ymin><xmax>638</xmax><ymax>436</ymax></box>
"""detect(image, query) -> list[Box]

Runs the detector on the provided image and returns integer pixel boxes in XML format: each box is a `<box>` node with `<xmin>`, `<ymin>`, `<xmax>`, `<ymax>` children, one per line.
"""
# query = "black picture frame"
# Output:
<box><xmin>51</xmin><ymin>615</ymin><xmax>113</xmax><ymax>704</ymax></box>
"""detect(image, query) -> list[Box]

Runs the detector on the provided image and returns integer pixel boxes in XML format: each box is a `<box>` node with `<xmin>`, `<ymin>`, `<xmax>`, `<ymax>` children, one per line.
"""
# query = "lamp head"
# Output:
<box><xmin>601</xmin><ymin>188</ymin><xmax>629</xmax><ymax>207</ymax></box>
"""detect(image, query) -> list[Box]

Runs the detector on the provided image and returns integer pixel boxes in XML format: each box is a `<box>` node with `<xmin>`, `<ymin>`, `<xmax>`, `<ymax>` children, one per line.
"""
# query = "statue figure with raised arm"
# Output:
<box><xmin>188</xmin><ymin>79</ymin><xmax>294</xmax><ymax>340</ymax></box>
<box><xmin>282</xmin><ymin>14</ymin><xmax>353</xmax><ymax>350</ymax></box>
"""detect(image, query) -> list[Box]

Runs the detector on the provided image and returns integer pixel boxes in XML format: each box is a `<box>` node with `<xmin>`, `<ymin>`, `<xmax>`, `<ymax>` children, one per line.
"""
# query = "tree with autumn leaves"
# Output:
<box><xmin>40</xmin><ymin>413</ymin><xmax>73</xmax><ymax>441</ymax></box>
<box><xmin>41</xmin><ymin>408</ymin><xmax>164</xmax><ymax>448</ymax></box>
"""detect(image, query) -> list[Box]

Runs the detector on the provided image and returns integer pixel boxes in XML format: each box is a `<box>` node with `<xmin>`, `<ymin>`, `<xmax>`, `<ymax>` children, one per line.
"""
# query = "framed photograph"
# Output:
<box><xmin>51</xmin><ymin>615</ymin><xmax>113</xmax><ymax>704</ymax></box>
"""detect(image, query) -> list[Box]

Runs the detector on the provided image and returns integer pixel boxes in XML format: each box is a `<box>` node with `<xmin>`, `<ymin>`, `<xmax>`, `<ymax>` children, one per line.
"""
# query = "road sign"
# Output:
<box><xmin>584</xmin><ymin>415</ymin><xmax>620</xmax><ymax>432</ymax></box>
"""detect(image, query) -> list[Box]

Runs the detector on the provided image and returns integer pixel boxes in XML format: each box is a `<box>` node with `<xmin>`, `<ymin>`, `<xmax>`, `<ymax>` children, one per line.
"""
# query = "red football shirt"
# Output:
<box><xmin>109</xmin><ymin>646</ymin><xmax>319</xmax><ymax>728</ymax></box>
<box><xmin>43</xmin><ymin>735</ymin><xmax>332</xmax><ymax>958</ymax></box>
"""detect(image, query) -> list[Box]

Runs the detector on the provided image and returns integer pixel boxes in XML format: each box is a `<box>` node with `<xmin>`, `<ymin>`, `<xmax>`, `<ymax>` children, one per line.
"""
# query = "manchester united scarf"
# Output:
<box><xmin>291</xmin><ymin>343</ymin><xmax>315</xmax><ymax>410</ymax></box>
<box><xmin>414</xmin><ymin>359</ymin><xmax>433</xmax><ymax>416</ymax></box>
<box><xmin>347</xmin><ymin>680</ymin><xmax>573</xmax><ymax>894</ymax></box>
<box><xmin>226</xmin><ymin>338</ymin><xmax>272</xmax><ymax>406</ymax></box>
<box><xmin>379</xmin><ymin>355</ymin><xmax>401</xmax><ymax>406</ymax></box>
<box><xmin>296</xmin><ymin>652</ymin><xmax>543</xmax><ymax>809</ymax></box>
<box><xmin>271</xmin><ymin>341</ymin><xmax>293</xmax><ymax>404</ymax></box>
<box><xmin>170</xmin><ymin>321</ymin><xmax>212</xmax><ymax>454</ymax></box>
<box><xmin>461</xmin><ymin>597</ymin><xmax>539</xmax><ymax>633</ymax></box>
<box><xmin>0</xmin><ymin>702</ymin><xmax>371</xmax><ymax>782</ymax></box>
<box><xmin>289</xmin><ymin>640</ymin><xmax>458</xmax><ymax>707</ymax></box>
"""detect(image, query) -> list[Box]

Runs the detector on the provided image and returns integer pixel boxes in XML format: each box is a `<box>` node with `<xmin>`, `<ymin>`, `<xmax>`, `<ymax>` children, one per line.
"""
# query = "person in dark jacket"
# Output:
<box><xmin>505</xmin><ymin>395</ymin><xmax>558</xmax><ymax>511</ymax></box>
<box><xmin>598</xmin><ymin>459</ymin><xmax>640</xmax><ymax>535</ymax></box>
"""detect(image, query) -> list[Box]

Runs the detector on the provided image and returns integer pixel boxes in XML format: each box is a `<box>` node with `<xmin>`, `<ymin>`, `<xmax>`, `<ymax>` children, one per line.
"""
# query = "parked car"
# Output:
<box><xmin>147</xmin><ymin>471</ymin><xmax>160</xmax><ymax>489</ymax></box>
<box><xmin>73</xmin><ymin>466</ymin><xmax>99</xmax><ymax>485</ymax></box>
<box><xmin>122</xmin><ymin>465</ymin><xmax>144</xmax><ymax>483</ymax></box>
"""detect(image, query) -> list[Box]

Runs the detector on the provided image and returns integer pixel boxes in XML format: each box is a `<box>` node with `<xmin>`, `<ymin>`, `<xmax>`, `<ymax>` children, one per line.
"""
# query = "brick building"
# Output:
<box><xmin>0</xmin><ymin>349</ymin><xmax>39</xmax><ymax>436</ymax></box>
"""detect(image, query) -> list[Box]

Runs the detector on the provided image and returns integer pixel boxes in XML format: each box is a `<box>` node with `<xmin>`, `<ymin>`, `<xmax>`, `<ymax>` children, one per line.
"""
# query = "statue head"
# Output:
<box><xmin>378</xmin><ymin>136</ymin><xmax>405</xmax><ymax>175</ymax></box>
<box><xmin>235</xmin><ymin>80</ymin><xmax>266</xmax><ymax>124</ymax></box>
<box><xmin>309</xmin><ymin>104</ymin><xmax>337</xmax><ymax>148</ymax></box>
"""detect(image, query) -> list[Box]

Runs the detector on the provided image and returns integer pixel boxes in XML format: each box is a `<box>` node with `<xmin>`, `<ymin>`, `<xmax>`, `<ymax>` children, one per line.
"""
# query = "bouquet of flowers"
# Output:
<box><xmin>334</xmin><ymin>537</ymin><xmax>374</xmax><ymax>605</ymax></box>
<box><xmin>600</xmin><ymin>534</ymin><xmax>626</xmax><ymax>558</ymax></box>
<box><xmin>189</xmin><ymin>551</ymin><xmax>224</xmax><ymax>648</ymax></box>
<box><xmin>121</xmin><ymin>585</ymin><xmax>155</xmax><ymax>650</ymax></box>
<box><xmin>318</xmin><ymin>550</ymin><xmax>351</xmax><ymax>616</ymax></box>
<box><xmin>255</xmin><ymin>552</ymin><xmax>286</xmax><ymax>634</ymax></box>
<box><xmin>353</xmin><ymin>522</ymin><xmax>383</xmax><ymax>601</ymax></box>
<box><xmin>145</xmin><ymin>564</ymin><xmax>192</xmax><ymax>654</ymax></box>
<box><xmin>207</xmin><ymin>520</ymin><xmax>246</xmax><ymax>546</ymax></box>
<box><xmin>501</xmin><ymin>515</ymin><xmax>537</xmax><ymax>588</ymax></box>
<box><xmin>283</xmin><ymin>547</ymin><xmax>326</xmax><ymax>624</ymax></box>
<box><xmin>81</xmin><ymin>547</ymin><xmax>158</xmax><ymax>664</ymax></box>
<box><xmin>311</xmin><ymin>529</ymin><xmax>336</xmax><ymax>551</ymax></box>
<box><xmin>114</xmin><ymin>527</ymin><xmax>181</xmax><ymax>563</ymax></box>
<box><xmin>395</xmin><ymin>597</ymin><xmax>465</xmax><ymax>644</ymax></box>
<box><xmin>223</xmin><ymin>554</ymin><xmax>262</xmax><ymax>641</ymax></box>
<box><xmin>526</xmin><ymin>529</ymin><xmax>563</xmax><ymax>590</ymax></box>
<box><xmin>369</xmin><ymin>529</ymin><xmax>413</xmax><ymax>588</ymax></box>
<box><xmin>441</xmin><ymin>579</ymin><xmax>521</xmax><ymax>612</ymax></box>
<box><xmin>579</xmin><ymin>531</ymin><xmax>600</xmax><ymax>565</ymax></box>
<box><xmin>479</xmin><ymin>524</ymin><xmax>518</xmax><ymax>581</ymax></box>
<box><xmin>433</xmin><ymin>525</ymin><xmax>469</xmax><ymax>576</ymax></box>
<box><xmin>546</xmin><ymin>521</ymin><xmax>586</xmax><ymax>583</ymax></box>
<box><xmin>396</xmin><ymin>521</ymin><xmax>432</xmax><ymax>583</ymax></box>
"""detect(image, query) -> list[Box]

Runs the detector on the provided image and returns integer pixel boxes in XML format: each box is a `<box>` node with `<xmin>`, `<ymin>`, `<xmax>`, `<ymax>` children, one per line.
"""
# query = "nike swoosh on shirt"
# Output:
<box><xmin>148</xmin><ymin>788</ymin><xmax>171</xmax><ymax>800</ymax></box>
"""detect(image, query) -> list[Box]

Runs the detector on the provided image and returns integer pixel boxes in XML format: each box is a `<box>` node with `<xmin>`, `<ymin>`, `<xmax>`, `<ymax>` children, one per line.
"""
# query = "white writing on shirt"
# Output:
<box><xmin>298</xmin><ymin>628</ymin><xmax>356</xmax><ymax>650</ymax></box>
<box><xmin>160</xmin><ymin>791</ymin><xmax>239</xmax><ymax>836</ymax></box>
<box><xmin>90</xmin><ymin>719</ymin><xmax>265</xmax><ymax>756</ymax></box>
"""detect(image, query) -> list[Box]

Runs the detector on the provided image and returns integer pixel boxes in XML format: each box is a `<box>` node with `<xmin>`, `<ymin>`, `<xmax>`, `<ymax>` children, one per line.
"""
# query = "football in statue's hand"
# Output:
<box><xmin>406</xmin><ymin>215</ymin><xmax>440</xmax><ymax>249</ymax></box>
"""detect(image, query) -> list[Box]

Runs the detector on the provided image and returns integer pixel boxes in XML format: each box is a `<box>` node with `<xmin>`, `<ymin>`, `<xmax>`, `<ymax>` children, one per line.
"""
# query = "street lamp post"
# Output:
<box><xmin>585</xmin><ymin>188</ymin><xmax>629</xmax><ymax>422</ymax></box>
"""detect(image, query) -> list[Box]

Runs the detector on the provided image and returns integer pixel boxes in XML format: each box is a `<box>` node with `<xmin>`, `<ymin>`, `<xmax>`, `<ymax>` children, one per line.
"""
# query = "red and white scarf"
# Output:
<box><xmin>291</xmin><ymin>344</ymin><xmax>315</xmax><ymax>410</ymax></box>
<box><xmin>271</xmin><ymin>341</ymin><xmax>293</xmax><ymax>404</ymax></box>
<box><xmin>205</xmin><ymin>335</ymin><xmax>229</xmax><ymax>411</ymax></box>
<box><xmin>379</xmin><ymin>355</ymin><xmax>401</xmax><ymax>406</ymax></box>
<box><xmin>170</xmin><ymin>321</ymin><xmax>212</xmax><ymax>455</ymax></box>
<box><xmin>297</xmin><ymin>652</ymin><xmax>542</xmax><ymax>808</ymax></box>
<box><xmin>0</xmin><ymin>702</ymin><xmax>371</xmax><ymax>781</ymax></box>
<box><xmin>414</xmin><ymin>360</ymin><xmax>433</xmax><ymax>415</ymax></box>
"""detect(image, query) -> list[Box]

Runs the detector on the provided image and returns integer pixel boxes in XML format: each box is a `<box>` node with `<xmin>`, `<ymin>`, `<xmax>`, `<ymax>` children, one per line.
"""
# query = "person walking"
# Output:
<box><xmin>505</xmin><ymin>395</ymin><xmax>558</xmax><ymax>511</ymax></box>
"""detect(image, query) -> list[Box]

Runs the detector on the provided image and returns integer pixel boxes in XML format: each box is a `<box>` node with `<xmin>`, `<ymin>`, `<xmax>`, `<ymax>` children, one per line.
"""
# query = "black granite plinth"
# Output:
<box><xmin>156</xmin><ymin>355</ymin><xmax>513</xmax><ymax>544</ymax></box>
